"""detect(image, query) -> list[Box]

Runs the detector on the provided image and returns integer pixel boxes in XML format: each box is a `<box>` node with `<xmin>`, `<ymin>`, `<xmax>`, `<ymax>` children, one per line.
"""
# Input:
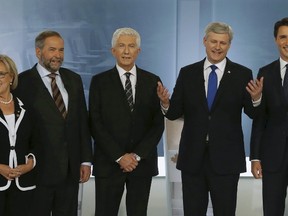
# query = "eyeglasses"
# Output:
<box><xmin>0</xmin><ymin>72</ymin><xmax>9</xmax><ymax>79</ymax></box>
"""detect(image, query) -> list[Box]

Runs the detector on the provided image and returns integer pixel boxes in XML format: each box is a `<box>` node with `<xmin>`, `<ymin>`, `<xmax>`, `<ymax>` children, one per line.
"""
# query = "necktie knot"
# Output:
<box><xmin>210</xmin><ymin>65</ymin><xmax>218</xmax><ymax>71</ymax></box>
<box><xmin>48</xmin><ymin>73</ymin><xmax>57</xmax><ymax>79</ymax></box>
<box><xmin>125</xmin><ymin>72</ymin><xmax>131</xmax><ymax>79</ymax></box>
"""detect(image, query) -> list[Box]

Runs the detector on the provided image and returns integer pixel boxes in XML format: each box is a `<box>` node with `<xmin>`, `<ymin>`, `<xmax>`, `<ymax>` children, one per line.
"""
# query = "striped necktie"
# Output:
<box><xmin>124</xmin><ymin>72</ymin><xmax>134</xmax><ymax>112</ymax></box>
<box><xmin>48</xmin><ymin>73</ymin><xmax>67</xmax><ymax>118</ymax></box>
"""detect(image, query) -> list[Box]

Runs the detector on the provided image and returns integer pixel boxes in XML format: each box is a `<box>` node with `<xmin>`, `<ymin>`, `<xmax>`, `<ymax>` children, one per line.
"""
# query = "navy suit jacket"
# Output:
<box><xmin>166</xmin><ymin>58</ymin><xmax>256</xmax><ymax>175</ymax></box>
<box><xmin>250</xmin><ymin>59</ymin><xmax>287</xmax><ymax>172</ymax></box>
<box><xmin>15</xmin><ymin>64</ymin><xmax>92</xmax><ymax>185</ymax></box>
<box><xmin>89</xmin><ymin>66</ymin><xmax>164</xmax><ymax>177</ymax></box>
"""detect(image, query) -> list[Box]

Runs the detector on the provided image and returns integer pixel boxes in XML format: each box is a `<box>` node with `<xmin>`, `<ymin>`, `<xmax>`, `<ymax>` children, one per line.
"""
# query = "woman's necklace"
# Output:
<box><xmin>0</xmin><ymin>93</ymin><xmax>13</xmax><ymax>105</ymax></box>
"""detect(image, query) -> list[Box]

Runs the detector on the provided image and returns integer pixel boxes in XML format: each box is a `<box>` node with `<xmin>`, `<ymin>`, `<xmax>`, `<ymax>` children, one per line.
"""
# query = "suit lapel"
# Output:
<box><xmin>134</xmin><ymin>67</ymin><xmax>143</xmax><ymax>111</ymax></box>
<box><xmin>209</xmin><ymin>59</ymin><xmax>233</xmax><ymax>111</ymax></box>
<box><xmin>59</xmin><ymin>69</ymin><xmax>71</xmax><ymax>119</ymax></box>
<box><xmin>31</xmin><ymin>67</ymin><xmax>64</xmax><ymax>119</ymax></box>
<box><xmin>270</xmin><ymin>60</ymin><xmax>284</xmax><ymax>103</ymax></box>
<box><xmin>110</xmin><ymin>67</ymin><xmax>133</xmax><ymax>113</ymax></box>
<box><xmin>194</xmin><ymin>60</ymin><xmax>209</xmax><ymax>111</ymax></box>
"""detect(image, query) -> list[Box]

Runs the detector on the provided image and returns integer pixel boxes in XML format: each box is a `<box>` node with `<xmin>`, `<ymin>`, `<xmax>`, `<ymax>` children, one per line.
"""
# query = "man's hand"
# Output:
<box><xmin>246</xmin><ymin>77</ymin><xmax>264</xmax><ymax>101</ymax></box>
<box><xmin>80</xmin><ymin>165</ymin><xmax>91</xmax><ymax>183</ymax></box>
<box><xmin>118</xmin><ymin>153</ymin><xmax>138</xmax><ymax>172</ymax></box>
<box><xmin>251</xmin><ymin>161</ymin><xmax>262</xmax><ymax>179</ymax></box>
<box><xmin>157</xmin><ymin>81</ymin><xmax>170</xmax><ymax>108</ymax></box>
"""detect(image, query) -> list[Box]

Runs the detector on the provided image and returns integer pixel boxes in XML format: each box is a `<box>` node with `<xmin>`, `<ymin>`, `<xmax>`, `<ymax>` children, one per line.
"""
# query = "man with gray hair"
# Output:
<box><xmin>157</xmin><ymin>22</ymin><xmax>263</xmax><ymax>215</ymax></box>
<box><xmin>89</xmin><ymin>27</ymin><xmax>164</xmax><ymax>216</ymax></box>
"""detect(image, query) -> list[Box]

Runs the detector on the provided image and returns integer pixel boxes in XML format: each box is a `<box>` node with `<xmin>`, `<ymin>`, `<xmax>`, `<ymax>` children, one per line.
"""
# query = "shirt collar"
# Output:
<box><xmin>116</xmin><ymin>64</ymin><xmax>137</xmax><ymax>77</ymax></box>
<box><xmin>204</xmin><ymin>58</ymin><xmax>226</xmax><ymax>72</ymax></box>
<box><xmin>279</xmin><ymin>57</ymin><xmax>288</xmax><ymax>70</ymax></box>
<box><xmin>36</xmin><ymin>63</ymin><xmax>60</xmax><ymax>78</ymax></box>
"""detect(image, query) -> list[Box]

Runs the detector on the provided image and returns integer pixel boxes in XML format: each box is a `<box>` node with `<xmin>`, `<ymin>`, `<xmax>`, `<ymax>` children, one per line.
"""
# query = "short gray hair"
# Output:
<box><xmin>35</xmin><ymin>30</ymin><xmax>63</xmax><ymax>49</ymax></box>
<box><xmin>111</xmin><ymin>27</ymin><xmax>141</xmax><ymax>48</ymax></box>
<box><xmin>204</xmin><ymin>22</ymin><xmax>233</xmax><ymax>43</ymax></box>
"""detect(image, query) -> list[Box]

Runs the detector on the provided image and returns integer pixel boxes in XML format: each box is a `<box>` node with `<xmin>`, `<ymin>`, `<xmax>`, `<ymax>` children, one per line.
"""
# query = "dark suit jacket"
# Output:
<box><xmin>166</xmin><ymin>58</ymin><xmax>256</xmax><ymax>175</ymax></box>
<box><xmin>89</xmin><ymin>66</ymin><xmax>164</xmax><ymax>177</ymax></box>
<box><xmin>0</xmin><ymin>96</ymin><xmax>36</xmax><ymax>189</ymax></box>
<box><xmin>250</xmin><ymin>59</ymin><xmax>287</xmax><ymax>172</ymax></box>
<box><xmin>14</xmin><ymin>64</ymin><xmax>92</xmax><ymax>185</ymax></box>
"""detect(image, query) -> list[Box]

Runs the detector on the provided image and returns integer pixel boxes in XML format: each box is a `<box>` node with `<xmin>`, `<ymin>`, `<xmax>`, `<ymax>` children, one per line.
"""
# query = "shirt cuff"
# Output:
<box><xmin>252</xmin><ymin>94</ymin><xmax>262</xmax><ymax>107</ymax></box>
<box><xmin>133</xmin><ymin>153</ymin><xmax>141</xmax><ymax>162</ymax></box>
<box><xmin>160</xmin><ymin>103</ymin><xmax>169</xmax><ymax>114</ymax></box>
<box><xmin>116</xmin><ymin>156</ymin><xmax>123</xmax><ymax>163</ymax></box>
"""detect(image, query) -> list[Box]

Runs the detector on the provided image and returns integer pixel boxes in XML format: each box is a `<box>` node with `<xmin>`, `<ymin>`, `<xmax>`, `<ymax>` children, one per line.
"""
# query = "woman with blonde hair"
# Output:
<box><xmin>0</xmin><ymin>54</ymin><xmax>36</xmax><ymax>216</ymax></box>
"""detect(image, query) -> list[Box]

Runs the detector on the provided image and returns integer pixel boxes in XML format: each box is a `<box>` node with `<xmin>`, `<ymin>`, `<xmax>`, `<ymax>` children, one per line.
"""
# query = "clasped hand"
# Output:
<box><xmin>118</xmin><ymin>153</ymin><xmax>139</xmax><ymax>172</ymax></box>
<box><xmin>0</xmin><ymin>159</ymin><xmax>34</xmax><ymax>180</ymax></box>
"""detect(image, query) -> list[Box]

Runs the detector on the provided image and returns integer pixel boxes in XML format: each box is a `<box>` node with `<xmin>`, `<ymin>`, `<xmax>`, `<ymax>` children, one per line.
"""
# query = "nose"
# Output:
<box><xmin>215</xmin><ymin>42</ymin><xmax>221</xmax><ymax>50</ymax></box>
<box><xmin>55</xmin><ymin>50</ymin><xmax>63</xmax><ymax>58</ymax></box>
<box><xmin>124</xmin><ymin>46</ymin><xmax>130</xmax><ymax>54</ymax></box>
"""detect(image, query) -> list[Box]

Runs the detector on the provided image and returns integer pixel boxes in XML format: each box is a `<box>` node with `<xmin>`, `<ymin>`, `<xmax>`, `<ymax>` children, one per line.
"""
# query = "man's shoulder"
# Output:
<box><xmin>91</xmin><ymin>68</ymin><xmax>115</xmax><ymax>80</ymax></box>
<box><xmin>226</xmin><ymin>59</ymin><xmax>252</xmax><ymax>73</ymax></box>
<box><xmin>59</xmin><ymin>67</ymin><xmax>80</xmax><ymax>77</ymax></box>
<box><xmin>259</xmin><ymin>59</ymin><xmax>279</xmax><ymax>71</ymax></box>
<box><xmin>19</xmin><ymin>67</ymin><xmax>35</xmax><ymax>77</ymax></box>
<box><xmin>181</xmin><ymin>60</ymin><xmax>204</xmax><ymax>70</ymax></box>
<box><xmin>137</xmin><ymin>67</ymin><xmax>159</xmax><ymax>79</ymax></box>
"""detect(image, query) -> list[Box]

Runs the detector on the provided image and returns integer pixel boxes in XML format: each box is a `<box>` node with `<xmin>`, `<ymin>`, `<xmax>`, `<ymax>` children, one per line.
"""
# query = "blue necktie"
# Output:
<box><xmin>207</xmin><ymin>65</ymin><xmax>218</xmax><ymax>110</ymax></box>
<box><xmin>283</xmin><ymin>64</ymin><xmax>288</xmax><ymax>102</ymax></box>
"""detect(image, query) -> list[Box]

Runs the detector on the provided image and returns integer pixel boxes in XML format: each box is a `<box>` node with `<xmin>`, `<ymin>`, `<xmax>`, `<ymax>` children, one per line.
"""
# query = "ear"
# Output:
<box><xmin>203</xmin><ymin>36</ymin><xmax>207</xmax><ymax>46</ymax></box>
<box><xmin>137</xmin><ymin>47</ymin><xmax>141</xmax><ymax>54</ymax></box>
<box><xmin>111</xmin><ymin>47</ymin><xmax>116</xmax><ymax>57</ymax></box>
<box><xmin>35</xmin><ymin>47</ymin><xmax>41</xmax><ymax>59</ymax></box>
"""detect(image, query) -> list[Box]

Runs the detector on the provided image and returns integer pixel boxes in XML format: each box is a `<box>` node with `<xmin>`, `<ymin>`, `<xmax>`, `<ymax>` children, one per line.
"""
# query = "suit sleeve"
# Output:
<box><xmin>165</xmin><ymin>68</ymin><xmax>185</xmax><ymax>120</ymax></box>
<box><xmin>132</xmin><ymin>76</ymin><xmax>164</xmax><ymax>159</ymax></box>
<box><xmin>77</xmin><ymin>76</ymin><xmax>93</xmax><ymax>163</ymax></box>
<box><xmin>250</xmin><ymin>70</ymin><xmax>266</xmax><ymax>160</ymax></box>
<box><xmin>89</xmin><ymin>76</ymin><xmax>125</xmax><ymax>161</ymax></box>
<box><xmin>242</xmin><ymin>68</ymin><xmax>260</xmax><ymax>119</ymax></box>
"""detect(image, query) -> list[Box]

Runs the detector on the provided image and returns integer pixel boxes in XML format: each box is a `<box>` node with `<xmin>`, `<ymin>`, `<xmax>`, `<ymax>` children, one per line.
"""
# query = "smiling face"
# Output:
<box><xmin>111</xmin><ymin>35</ymin><xmax>140</xmax><ymax>71</ymax></box>
<box><xmin>0</xmin><ymin>62</ymin><xmax>13</xmax><ymax>98</ymax></box>
<box><xmin>203</xmin><ymin>32</ymin><xmax>231</xmax><ymax>64</ymax></box>
<box><xmin>36</xmin><ymin>36</ymin><xmax>64</xmax><ymax>73</ymax></box>
<box><xmin>275</xmin><ymin>26</ymin><xmax>288</xmax><ymax>62</ymax></box>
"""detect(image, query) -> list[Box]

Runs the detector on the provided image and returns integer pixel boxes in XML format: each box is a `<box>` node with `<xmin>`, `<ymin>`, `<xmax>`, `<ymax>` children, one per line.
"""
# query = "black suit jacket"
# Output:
<box><xmin>166</xmin><ymin>58</ymin><xmax>256</xmax><ymax>175</ymax></box>
<box><xmin>250</xmin><ymin>59</ymin><xmax>287</xmax><ymax>172</ymax></box>
<box><xmin>0</xmin><ymin>96</ymin><xmax>36</xmax><ymax>190</ymax></box>
<box><xmin>89</xmin><ymin>66</ymin><xmax>164</xmax><ymax>177</ymax></box>
<box><xmin>15</xmin><ymin>64</ymin><xmax>92</xmax><ymax>185</ymax></box>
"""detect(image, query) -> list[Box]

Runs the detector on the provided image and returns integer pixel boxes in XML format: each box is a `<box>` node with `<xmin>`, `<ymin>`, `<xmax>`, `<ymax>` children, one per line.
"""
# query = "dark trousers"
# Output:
<box><xmin>95</xmin><ymin>174</ymin><xmax>152</xmax><ymax>216</ymax></box>
<box><xmin>262</xmin><ymin>144</ymin><xmax>288</xmax><ymax>216</ymax></box>
<box><xmin>29</xmin><ymin>177</ymin><xmax>79</xmax><ymax>216</ymax></box>
<box><xmin>0</xmin><ymin>181</ymin><xmax>34</xmax><ymax>216</ymax></box>
<box><xmin>181</xmin><ymin>152</ymin><xmax>239</xmax><ymax>216</ymax></box>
